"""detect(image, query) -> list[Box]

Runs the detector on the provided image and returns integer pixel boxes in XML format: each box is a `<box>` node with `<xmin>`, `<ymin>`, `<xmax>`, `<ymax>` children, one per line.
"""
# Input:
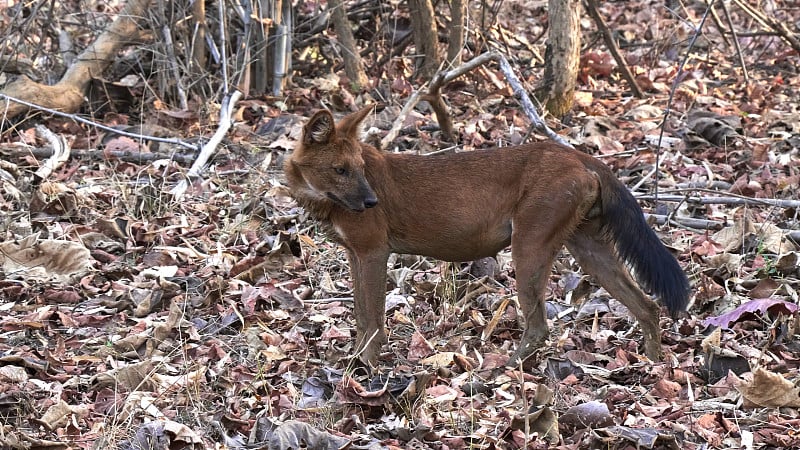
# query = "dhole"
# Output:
<box><xmin>285</xmin><ymin>105</ymin><xmax>690</xmax><ymax>364</ymax></box>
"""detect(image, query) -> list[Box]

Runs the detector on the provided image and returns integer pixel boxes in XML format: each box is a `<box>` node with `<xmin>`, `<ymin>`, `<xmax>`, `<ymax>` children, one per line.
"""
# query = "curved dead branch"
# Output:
<box><xmin>0</xmin><ymin>0</ymin><xmax>149</xmax><ymax>121</ymax></box>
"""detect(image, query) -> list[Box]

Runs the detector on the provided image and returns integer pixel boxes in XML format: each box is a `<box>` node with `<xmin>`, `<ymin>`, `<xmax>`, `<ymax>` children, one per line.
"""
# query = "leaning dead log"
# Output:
<box><xmin>0</xmin><ymin>0</ymin><xmax>149</xmax><ymax>121</ymax></box>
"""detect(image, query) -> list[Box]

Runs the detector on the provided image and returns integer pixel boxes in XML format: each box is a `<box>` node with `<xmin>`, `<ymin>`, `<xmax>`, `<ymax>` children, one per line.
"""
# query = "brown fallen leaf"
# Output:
<box><xmin>0</xmin><ymin>365</ymin><xmax>28</xmax><ymax>383</ymax></box>
<box><xmin>407</xmin><ymin>331</ymin><xmax>435</xmax><ymax>361</ymax></box>
<box><xmin>510</xmin><ymin>404</ymin><xmax>559</xmax><ymax>444</ymax></box>
<box><xmin>37</xmin><ymin>399</ymin><xmax>88</xmax><ymax>430</ymax></box>
<box><xmin>482</xmin><ymin>296</ymin><xmax>510</xmax><ymax>342</ymax></box>
<box><xmin>774</xmin><ymin>252</ymin><xmax>798</xmax><ymax>276</ymax></box>
<box><xmin>0</xmin><ymin>235</ymin><xmax>93</xmax><ymax>283</ymax></box>
<box><xmin>151</xmin><ymin>367</ymin><xmax>207</xmax><ymax>392</ymax></box>
<box><xmin>264</xmin><ymin>419</ymin><xmax>350</xmax><ymax>450</ymax></box>
<box><xmin>737</xmin><ymin>367</ymin><xmax>800</xmax><ymax>408</ymax></box>
<box><xmin>510</xmin><ymin>383</ymin><xmax>559</xmax><ymax>443</ymax></box>
<box><xmin>425</xmin><ymin>384</ymin><xmax>460</xmax><ymax>403</ymax></box>
<box><xmin>336</xmin><ymin>375</ymin><xmax>389</xmax><ymax>406</ymax></box>
<box><xmin>93</xmin><ymin>360</ymin><xmax>156</xmax><ymax>391</ymax></box>
<box><xmin>651</xmin><ymin>379</ymin><xmax>682</xmax><ymax>399</ymax></box>
<box><xmin>419</xmin><ymin>351</ymin><xmax>457</xmax><ymax>368</ymax></box>
<box><xmin>117</xmin><ymin>420</ymin><xmax>170</xmax><ymax>450</ymax></box>
<box><xmin>712</xmin><ymin>212</ymin><xmax>795</xmax><ymax>254</ymax></box>
<box><xmin>0</xmin><ymin>429</ymin><xmax>69</xmax><ymax>450</ymax></box>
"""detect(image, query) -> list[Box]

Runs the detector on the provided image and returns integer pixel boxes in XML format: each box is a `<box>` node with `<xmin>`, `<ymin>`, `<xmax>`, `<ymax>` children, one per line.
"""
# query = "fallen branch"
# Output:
<box><xmin>0</xmin><ymin>0</ymin><xmax>150</xmax><ymax>120</ymax></box>
<box><xmin>585</xmin><ymin>0</ymin><xmax>645</xmax><ymax>98</ymax></box>
<box><xmin>636</xmin><ymin>193</ymin><xmax>800</xmax><ymax>209</ymax></box>
<box><xmin>170</xmin><ymin>90</ymin><xmax>243</xmax><ymax>199</ymax></box>
<box><xmin>674</xmin><ymin>181</ymin><xmax>733</xmax><ymax>191</ymax></box>
<box><xmin>0</xmin><ymin>143</ymin><xmax>198</xmax><ymax>165</ymax></box>
<box><xmin>32</xmin><ymin>126</ymin><xmax>70</xmax><ymax>183</ymax></box>
<box><xmin>645</xmin><ymin>213</ymin><xmax>724</xmax><ymax>231</ymax></box>
<box><xmin>648</xmin><ymin>213</ymin><xmax>800</xmax><ymax>245</ymax></box>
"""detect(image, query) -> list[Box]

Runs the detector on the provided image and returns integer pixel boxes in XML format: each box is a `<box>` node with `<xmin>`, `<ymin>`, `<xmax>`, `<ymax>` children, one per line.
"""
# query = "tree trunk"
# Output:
<box><xmin>446</xmin><ymin>0</ymin><xmax>467</xmax><ymax>68</ymax></box>
<box><xmin>0</xmin><ymin>0</ymin><xmax>149</xmax><ymax>121</ymax></box>
<box><xmin>408</xmin><ymin>0</ymin><xmax>441</xmax><ymax>81</ymax></box>
<box><xmin>542</xmin><ymin>0</ymin><xmax>580</xmax><ymax>118</ymax></box>
<box><xmin>191</xmin><ymin>0</ymin><xmax>207</xmax><ymax>72</ymax></box>
<box><xmin>270</xmin><ymin>0</ymin><xmax>294</xmax><ymax>96</ymax></box>
<box><xmin>329</xmin><ymin>0</ymin><xmax>369</xmax><ymax>89</ymax></box>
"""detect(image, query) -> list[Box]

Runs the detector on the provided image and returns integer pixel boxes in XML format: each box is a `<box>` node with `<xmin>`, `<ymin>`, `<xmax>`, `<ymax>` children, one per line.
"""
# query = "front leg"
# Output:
<box><xmin>348</xmin><ymin>249</ymin><xmax>390</xmax><ymax>365</ymax></box>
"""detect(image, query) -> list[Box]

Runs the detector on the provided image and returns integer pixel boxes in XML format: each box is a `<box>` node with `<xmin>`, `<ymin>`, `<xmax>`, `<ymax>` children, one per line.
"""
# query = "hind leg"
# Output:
<box><xmin>510</xmin><ymin>180</ymin><xmax>599</xmax><ymax>364</ymax></box>
<box><xmin>567</xmin><ymin>226</ymin><xmax>663</xmax><ymax>360</ymax></box>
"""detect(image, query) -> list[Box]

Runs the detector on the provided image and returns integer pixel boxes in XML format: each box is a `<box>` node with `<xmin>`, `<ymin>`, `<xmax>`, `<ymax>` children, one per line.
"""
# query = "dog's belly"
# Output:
<box><xmin>389</xmin><ymin>219</ymin><xmax>512</xmax><ymax>262</ymax></box>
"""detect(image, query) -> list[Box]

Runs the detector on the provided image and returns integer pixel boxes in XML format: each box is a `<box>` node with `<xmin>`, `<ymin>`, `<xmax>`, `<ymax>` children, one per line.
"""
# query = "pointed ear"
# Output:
<box><xmin>336</xmin><ymin>105</ymin><xmax>375</xmax><ymax>138</ymax></box>
<box><xmin>303</xmin><ymin>110</ymin><xmax>335</xmax><ymax>145</ymax></box>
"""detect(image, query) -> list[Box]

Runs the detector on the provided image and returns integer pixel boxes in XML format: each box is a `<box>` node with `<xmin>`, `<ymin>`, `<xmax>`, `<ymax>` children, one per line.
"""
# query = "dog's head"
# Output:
<box><xmin>285</xmin><ymin>106</ymin><xmax>377</xmax><ymax>212</ymax></box>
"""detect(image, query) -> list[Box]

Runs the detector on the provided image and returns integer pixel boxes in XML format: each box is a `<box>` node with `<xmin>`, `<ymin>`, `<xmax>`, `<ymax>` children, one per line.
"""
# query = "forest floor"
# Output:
<box><xmin>1</xmin><ymin>0</ymin><xmax>799</xmax><ymax>449</ymax></box>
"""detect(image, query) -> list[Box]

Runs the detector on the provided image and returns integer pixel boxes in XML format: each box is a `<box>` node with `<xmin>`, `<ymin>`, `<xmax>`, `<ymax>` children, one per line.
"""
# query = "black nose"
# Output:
<box><xmin>364</xmin><ymin>197</ymin><xmax>378</xmax><ymax>208</ymax></box>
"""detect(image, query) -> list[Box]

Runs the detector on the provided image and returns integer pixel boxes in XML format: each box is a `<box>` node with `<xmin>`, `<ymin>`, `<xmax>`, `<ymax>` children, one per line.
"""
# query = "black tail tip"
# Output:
<box><xmin>662</xmin><ymin>275</ymin><xmax>691</xmax><ymax>318</ymax></box>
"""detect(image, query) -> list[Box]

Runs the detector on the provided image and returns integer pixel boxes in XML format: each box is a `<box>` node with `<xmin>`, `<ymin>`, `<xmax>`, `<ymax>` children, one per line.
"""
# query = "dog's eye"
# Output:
<box><xmin>334</xmin><ymin>167</ymin><xmax>347</xmax><ymax>175</ymax></box>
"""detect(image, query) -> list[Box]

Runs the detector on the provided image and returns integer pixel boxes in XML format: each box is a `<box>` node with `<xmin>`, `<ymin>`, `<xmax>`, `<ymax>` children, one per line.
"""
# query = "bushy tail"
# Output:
<box><xmin>599</xmin><ymin>175</ymin><xmax>690</xmax><ymax>316</ymax></box>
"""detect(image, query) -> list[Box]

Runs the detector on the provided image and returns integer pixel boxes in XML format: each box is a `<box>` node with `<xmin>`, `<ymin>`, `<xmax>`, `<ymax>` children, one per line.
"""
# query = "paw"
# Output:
<box><xmin>507</xmin><ymin>331</ymin><xmax>549</xmax><ymax>367</ymax></box>
<box><xmin>507</xmin><ymin>340</ymin><xmax>540</xmax><ymax>367</ymax></box>
<box><xmin>642</xmin><ymin>340</ymin><xmax>664</xmax><ymax>361</ymax></box>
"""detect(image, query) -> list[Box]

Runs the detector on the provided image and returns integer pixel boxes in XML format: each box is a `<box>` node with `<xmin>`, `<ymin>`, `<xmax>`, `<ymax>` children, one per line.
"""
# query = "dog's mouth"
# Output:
<box><xmin>327</xmin><ymin>192</ymin><xmax>366</xmax><ymax>212</ymax></box>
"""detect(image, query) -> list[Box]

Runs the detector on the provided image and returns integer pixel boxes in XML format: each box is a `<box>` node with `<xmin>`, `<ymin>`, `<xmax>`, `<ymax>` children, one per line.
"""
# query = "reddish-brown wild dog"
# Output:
<box><xmin>285</xmin><ymin>105</ymin><xmax>690</xmax><ymax>364</ymax></box>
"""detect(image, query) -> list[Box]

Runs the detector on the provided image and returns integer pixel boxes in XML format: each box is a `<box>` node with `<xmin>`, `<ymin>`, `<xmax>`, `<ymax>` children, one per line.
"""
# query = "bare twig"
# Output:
<box><xmin>162</xmin><ymin>25</ymin><xmax>189</xmax><ymax>110</ymax></box>
<box><xmin>0</xmin><ymin>93</ymin><xmax>199</xmax><ymax>151</ymax></box>
<box><xmin>584</xmin><ymin>0</ymin><xmax>645</xmax><ymax>98</ymax></box>
<box><xmin>424</xmin><ymin>53</ymin><xmax>507</xmax><ymax>141</ymax></box>
<box><xmin>719</xmin><ymin>0</ymin><xmax>749</xmax><ymax>83</ymax></box>
<box><xmin>492</xmin><ymin>53</ymin><xmax>570</xmax><ymax>146</ymax></box>
<box><xmin>651</xmin><ymin>1</ymin><xmax>716</xmax><ymax>200</ymax></box>
<box><xmin>169</xmin><ymin>0</ymin><xmax>243</xmax><ymax>199</ymax></box>
<box><xmin>218</xmin><ymin>0</ymin><xmax>230</xmax><ymax>92</ymax></box>
<box><xmin>233</xmin><ymin>2</ymin><xmax>253</xmax><ymax>94</ymax></box>
<box><xmin>272</xmin><ymin>1</ymin><xmax>293</xmax><ymax>96</ymax></box>
<box><xmin>381</xmin><ymin>91</ymin><xmax>421</xmax><ymax>149</ymax></box>
<box><xmin>731</xmin><ymin>0</ymin><xmax>800</xmax><ymax>53</ymax></box>
<box><xmin>422</xmin><ymin>80</ymin><xmax>455</xmax><ymax>141</ymax></box>
<box><xmin>707</xmin><ymin>5</ymin><xmax>732</xmax><ymax>48</ymax></box>
<box><xmin>170</xmin><ymin>90</ymin><xmax>243</xmax><ymax>199</ymax></box>
<box><xmin>389</xmin><ymin>51</ymin><xmax>569</xmax><ymax>149</ymax></box>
